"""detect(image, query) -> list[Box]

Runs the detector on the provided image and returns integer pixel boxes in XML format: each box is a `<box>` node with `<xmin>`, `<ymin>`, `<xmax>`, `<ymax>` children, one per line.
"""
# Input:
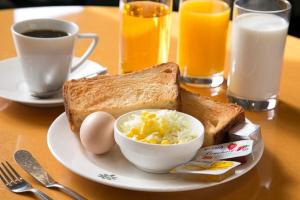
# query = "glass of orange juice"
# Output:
<box><xmin>178</xmin><ymin>0</ymin><xmax>230</xmax><ymax>87</ymax></box>
<box><xmin>119</xmin><ymin>0</ymin><xmax>173</xmax><ymax>73</ymax></box>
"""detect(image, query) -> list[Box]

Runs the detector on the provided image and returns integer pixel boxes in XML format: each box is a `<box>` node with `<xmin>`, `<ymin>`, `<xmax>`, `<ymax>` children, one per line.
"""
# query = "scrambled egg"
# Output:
<box><xmin>119</xmin><ymin>110</ymin><xmax>197</xmax><ymax>144</ymax></box>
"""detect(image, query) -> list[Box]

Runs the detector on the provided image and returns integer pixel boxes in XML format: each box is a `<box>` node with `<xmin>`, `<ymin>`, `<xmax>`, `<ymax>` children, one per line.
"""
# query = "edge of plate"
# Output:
<box><xmin>47</xmin><ymin>112</ymin><xmax>265</xmax><ymax>192</ymax></box>
<box><xmin>0</xmin><ymin>57</ymin><xmax>106</xmax><ymax>107</ymax></box>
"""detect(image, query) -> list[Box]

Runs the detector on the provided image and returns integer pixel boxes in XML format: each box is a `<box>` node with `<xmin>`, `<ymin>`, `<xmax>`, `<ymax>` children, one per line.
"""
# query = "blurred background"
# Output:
<box><xmin>0</xmin><ymin>0</ymin><xmax>299</xmax><ymax>37</ymax></box>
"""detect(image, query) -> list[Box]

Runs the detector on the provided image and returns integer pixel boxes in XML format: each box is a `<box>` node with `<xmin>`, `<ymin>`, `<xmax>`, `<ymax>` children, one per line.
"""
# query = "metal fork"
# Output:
<box><xmin>0</xmin><ymin>161</ymin><xmax>52</xmax><ymax>200</ymax></box>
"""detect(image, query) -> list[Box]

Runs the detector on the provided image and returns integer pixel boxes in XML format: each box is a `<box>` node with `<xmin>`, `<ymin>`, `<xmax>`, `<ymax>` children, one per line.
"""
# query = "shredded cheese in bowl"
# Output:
<box><xmin>119</xmin><ymin>110</ymin><xmax>197</xmax><ymax>145</ymax></box>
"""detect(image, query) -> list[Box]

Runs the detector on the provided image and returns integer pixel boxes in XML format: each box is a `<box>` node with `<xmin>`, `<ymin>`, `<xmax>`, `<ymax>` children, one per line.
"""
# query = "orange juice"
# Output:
<box><xmin>178</xmin><ymin>0</ymin><xmax>230</xmax><ymax>78</ymax></box>
<box><xmin>120</xmin><ymin>1</ymin><xmax>171</xmax><ymax>73</ymax></box>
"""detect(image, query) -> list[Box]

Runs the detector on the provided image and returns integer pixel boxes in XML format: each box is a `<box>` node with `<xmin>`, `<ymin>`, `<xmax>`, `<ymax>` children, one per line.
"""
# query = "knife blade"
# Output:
<box><xmin>14</xmin><ymin>150</ymin><xmax>87</xmax><ymax>200</ymax></box>
<box><xmin>14</xmin><ymin>150</ymin><xmax>56</xmax><ymax>186</ymax></box>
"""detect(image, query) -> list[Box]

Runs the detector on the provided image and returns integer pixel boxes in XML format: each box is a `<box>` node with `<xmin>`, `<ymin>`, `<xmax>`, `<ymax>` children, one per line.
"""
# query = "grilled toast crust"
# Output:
<box><xmin>179</xmin><ymin>89</ymin><xmax>245</xmax><ymax>146</ymax></box>
<box><xmin>63</xmin><ymin>62</ymin><xmax>180</xmax><ymax>133</ymax></box>
<box><xmin>63</xmin><ymin>63</ymin><xmax>245</xmax><ymax>146</ymax></box>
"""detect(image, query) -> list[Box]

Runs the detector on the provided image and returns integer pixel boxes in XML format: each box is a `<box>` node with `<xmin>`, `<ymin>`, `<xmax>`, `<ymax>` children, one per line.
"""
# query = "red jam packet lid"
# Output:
<box><xmin>194</xmin><ymin>140</ymin><xmax>254</xmax><ymax>161</ymax></box>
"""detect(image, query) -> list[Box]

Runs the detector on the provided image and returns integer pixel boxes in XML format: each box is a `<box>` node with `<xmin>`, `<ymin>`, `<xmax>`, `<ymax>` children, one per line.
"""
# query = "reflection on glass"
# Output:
<box><xmin>119</xmin><ymin>0</ymin><xmax>172</xmax><ymax>73</ymax></box>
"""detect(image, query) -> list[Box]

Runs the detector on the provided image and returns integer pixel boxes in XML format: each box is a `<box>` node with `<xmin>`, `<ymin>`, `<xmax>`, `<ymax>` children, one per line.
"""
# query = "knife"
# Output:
<box><xmin>14</xmin><ymin>150</ymin><xmax>87</xmax><ymax>200</ymax></box>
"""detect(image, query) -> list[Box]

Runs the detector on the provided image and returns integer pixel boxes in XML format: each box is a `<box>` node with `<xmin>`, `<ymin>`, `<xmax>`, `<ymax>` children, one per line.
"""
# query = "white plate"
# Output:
<box><xmin>47</xmin><ymin>113</ymin><xmax>264</xmax><ymax>192</ymax></box>
<box><xmin>0</xmin><ymin>57</ymin><xmax>107</xmax><ymax>107</ymax></box>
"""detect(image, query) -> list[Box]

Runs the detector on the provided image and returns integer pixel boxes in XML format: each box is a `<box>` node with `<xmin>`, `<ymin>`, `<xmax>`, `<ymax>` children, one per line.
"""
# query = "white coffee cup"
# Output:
<box><xmin>11</xmin><ymin>18</ymin><xmax>98</xmax><ymax>98</ymax></box>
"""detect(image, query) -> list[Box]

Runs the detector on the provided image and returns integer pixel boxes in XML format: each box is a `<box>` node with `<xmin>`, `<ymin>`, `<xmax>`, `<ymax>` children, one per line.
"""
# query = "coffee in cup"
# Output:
<box><xmin>11</xmin><ymin>18</ymin><xmax>98</xmax><ymax>98</ymax></box>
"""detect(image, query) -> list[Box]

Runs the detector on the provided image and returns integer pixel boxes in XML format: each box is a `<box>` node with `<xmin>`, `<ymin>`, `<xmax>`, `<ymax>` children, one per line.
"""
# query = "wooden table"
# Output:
<box><xmin>0</xmin><ymin>6</ymin><xmax>300</xmax><ymax>200</ymax></box>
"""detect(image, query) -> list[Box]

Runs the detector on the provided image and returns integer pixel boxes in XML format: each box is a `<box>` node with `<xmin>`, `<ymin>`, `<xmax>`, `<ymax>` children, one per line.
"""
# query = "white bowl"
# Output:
<box><xmin>114</xmin><ymin>109</ymin><xmax>204</xmax><ymax>173</ymax></box>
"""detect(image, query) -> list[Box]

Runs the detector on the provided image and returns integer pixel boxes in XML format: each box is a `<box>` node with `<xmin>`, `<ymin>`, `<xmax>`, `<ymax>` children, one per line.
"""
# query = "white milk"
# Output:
<box><xmin>228</xmin><ymin>13</ymin><xmax>288</xmax><ymax>100</ymax></box>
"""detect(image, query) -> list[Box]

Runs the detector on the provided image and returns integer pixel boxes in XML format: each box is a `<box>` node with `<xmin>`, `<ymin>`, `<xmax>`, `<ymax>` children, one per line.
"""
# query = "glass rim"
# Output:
<box><xmin>234</xmin><ymin>0</ymin><xmax>291</xmax><ymax>14</ymax></box>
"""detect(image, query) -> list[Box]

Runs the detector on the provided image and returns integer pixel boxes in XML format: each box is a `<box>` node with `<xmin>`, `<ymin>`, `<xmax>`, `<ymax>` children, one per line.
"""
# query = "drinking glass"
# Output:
<box><xmin>119</xmin><ymin>0</ymin><xmax>173</xmax><ymax>73</ymax></box>
<box><xmin>178</xmin><ymin>0</ymin><xmax>230</xmax><ymax>87</ymax></box>
<box><xmin>227</xmin><ymin>0</ymin><xmax>291</xmax><ymax>111</ymax></box>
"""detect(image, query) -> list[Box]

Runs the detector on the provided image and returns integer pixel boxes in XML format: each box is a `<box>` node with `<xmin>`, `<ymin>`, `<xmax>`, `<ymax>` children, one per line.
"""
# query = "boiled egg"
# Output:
<box><xmin>80</xmin><ymin>111</ymin><xmax>115</xmax><ymax>154</ymax></box>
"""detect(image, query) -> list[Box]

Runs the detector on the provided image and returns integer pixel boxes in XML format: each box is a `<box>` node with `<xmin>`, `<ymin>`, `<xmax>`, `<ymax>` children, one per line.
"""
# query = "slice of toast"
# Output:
<box><xmin>63</xmin><ymin>62</ymin><xmax>180</xmax><ymax>133</ymax></box>
<box><xmin>179</xmin><ymin>89</ymin><xmax>245</xmax><ymax>146</ymax></box>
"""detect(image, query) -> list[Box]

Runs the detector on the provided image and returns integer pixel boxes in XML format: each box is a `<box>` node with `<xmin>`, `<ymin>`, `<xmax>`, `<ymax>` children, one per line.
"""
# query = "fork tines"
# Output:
<box><xmin>0</xmin><ymin>161</ymin><xmax>22</xmax><ymax>186</ymax></box>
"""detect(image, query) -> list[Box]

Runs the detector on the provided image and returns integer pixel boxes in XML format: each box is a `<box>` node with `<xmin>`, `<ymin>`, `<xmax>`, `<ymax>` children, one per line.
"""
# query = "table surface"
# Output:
<box><xmin>0</xmin><ymin>6</ymin><xmax>300</xmax><ymax>200</ymax></box>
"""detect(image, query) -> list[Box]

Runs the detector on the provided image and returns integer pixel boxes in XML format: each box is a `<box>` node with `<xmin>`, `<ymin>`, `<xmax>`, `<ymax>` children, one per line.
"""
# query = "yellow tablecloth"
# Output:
<box><xmin>0</xmin><ymin>6</ymin><xmax>300</xmax><ymax>200</ymax></box>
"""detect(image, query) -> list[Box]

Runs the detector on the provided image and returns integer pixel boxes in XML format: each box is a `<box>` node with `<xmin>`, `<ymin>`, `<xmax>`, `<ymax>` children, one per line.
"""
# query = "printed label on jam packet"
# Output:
<box><xmin>170</xmin><ymin>161</ymin><xmax>241</xmax><ymax>182</ymax></box>
<box><xmin>195</xmin><ymin>140</ymin><xmax>254</xmax><ymax>161</ymax></box>
<box><xmin>170</xmin><ymin>160</ymin><xmax>241</xmax><ymax>175</ymax></box>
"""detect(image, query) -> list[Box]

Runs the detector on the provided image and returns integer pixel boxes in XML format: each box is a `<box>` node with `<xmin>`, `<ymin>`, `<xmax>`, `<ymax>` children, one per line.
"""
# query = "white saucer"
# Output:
<box><xmin>0</xmin><ymin>57</ymin><xmax>107</xmax><ymax>107</ymax></box>
<box><xmin>47</xmin><ymin>113</ymin><xmax>264</xmax><ymax>192</ymax></box>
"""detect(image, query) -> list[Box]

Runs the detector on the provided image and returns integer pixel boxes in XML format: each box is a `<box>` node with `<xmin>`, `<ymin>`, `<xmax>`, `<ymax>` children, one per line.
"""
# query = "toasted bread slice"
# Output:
<box><xmin>63</xmin><ymin>62</ymin><xmax>180</xmax><ymax>133</ymax></box>
<box><xmin>179</xmin><ymin>89</ymin><xmax>245</xmax><ymax>146</ymax></box>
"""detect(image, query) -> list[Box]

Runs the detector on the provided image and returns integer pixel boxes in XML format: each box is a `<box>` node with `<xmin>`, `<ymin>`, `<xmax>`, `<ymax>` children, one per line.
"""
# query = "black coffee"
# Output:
<box><xmin>22</xmin><ymin>29</ymin><xmax>69</xmax><ymax>38</ymax></box>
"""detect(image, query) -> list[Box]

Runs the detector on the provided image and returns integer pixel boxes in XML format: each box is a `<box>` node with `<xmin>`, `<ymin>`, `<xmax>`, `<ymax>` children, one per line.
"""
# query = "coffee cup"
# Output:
<box><xmin>11</xmin><ymin>18</ymin><xmax>98</xmax><ymax>98</ymax></box>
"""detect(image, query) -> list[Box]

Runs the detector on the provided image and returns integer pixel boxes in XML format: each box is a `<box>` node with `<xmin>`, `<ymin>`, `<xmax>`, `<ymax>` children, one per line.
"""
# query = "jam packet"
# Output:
<box><xmin>194</xmin><ymin>140</ymin><xmax>254</xmax><ymax>163</ymax></box>
<box><xmin>229</xmin><ymin>120</ymin><xmax>261</xmax><ymax>144</ymax></box>
<box><xmin>170</xmin><ymin>160</ymin><xmax>241</xmax><ymax>182</ymax></box>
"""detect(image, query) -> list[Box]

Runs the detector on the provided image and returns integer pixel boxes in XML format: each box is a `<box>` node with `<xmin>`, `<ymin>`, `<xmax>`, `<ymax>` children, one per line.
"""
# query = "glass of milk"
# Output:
<box><xmin>227</xmin><ymin>0</ymin><xmax>291</xmax><ymax>111</ymax></box>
